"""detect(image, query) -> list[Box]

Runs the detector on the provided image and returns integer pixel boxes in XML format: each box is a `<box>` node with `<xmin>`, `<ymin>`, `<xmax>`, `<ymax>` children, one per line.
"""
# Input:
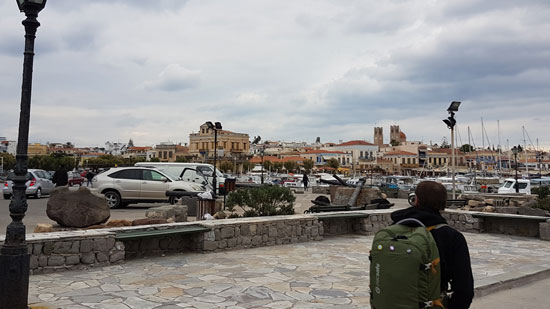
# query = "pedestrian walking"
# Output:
<box><xmin>372</xmin><ymin>181</ymin><xmax>474</xmax><ymax>309</ymax></box>
<box><xmin>52</xmin><ymin>167</ymin><xmax>68</xmax><ymax>187</ymax></box>
<box><xmin>85</xmin><ymin>170</ymin><xmax>95</xmax><ymax>186</ymax></box>
<box><xmin>302</xmin><ymin>173</ymin><xmax>309</xmax><ymax>191</ymax></box>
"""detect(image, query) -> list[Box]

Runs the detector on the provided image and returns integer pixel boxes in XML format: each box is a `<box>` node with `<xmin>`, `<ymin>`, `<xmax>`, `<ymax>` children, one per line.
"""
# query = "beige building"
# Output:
<box><xmin>189</xmin><ymin>123</ymin><xmax>250</xmax><ymax>173</ymax></box>
<box><xmin>383</xmin><ymin>150</ymin><xmax>419</xmax><ymax>174</ymax></box>
<box><xmin>28</xmin><ymin>143</ymin><xmax>49</xmax><ymax>156</ymax></box>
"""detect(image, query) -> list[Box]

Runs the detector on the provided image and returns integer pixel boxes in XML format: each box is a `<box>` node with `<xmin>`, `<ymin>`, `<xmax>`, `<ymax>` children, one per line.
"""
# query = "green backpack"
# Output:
<box><xmin>370</xmin><ymin>218</ymin><xmax>445</xmax><ymax>309</ymax></box>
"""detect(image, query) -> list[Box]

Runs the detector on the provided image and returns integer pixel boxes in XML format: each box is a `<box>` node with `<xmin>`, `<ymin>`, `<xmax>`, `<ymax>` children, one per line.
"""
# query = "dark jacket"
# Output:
<box><xmin>391</xmin><ymin>207</ymin><xmax>474</xmax><ymax>309</ymax></box>
<box><xmin>52</xmin><ymin>170</ymin><xmax>68</xmax><ymax>187</ymax></box>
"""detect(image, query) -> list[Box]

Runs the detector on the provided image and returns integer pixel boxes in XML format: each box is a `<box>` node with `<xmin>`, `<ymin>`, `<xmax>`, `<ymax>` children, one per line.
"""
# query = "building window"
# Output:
<box><xmin>360</xmin><ymin>151</ymin><xmax>364</xmax><ymax>158</ymax></box>
<box><xmin>169</xmin><ymin>151</ymin><xmax>173</xmax><ymax>159</ymax></box>
<box><xmin>407</xmin><ymin>158</ymin><xmax>411</xmax><ymax>164</ymax></box>
<box><xmin>402</xmin><ymin>158</ymin><xmax>405</xmax><ymax>164</ymax></box>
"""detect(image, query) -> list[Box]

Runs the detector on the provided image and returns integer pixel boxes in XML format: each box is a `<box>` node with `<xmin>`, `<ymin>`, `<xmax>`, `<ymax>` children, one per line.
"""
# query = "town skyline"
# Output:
<box><xmin>1</xmin><ymin>1</ymin><xmax>549</xmax><ymax>148</ymax></box>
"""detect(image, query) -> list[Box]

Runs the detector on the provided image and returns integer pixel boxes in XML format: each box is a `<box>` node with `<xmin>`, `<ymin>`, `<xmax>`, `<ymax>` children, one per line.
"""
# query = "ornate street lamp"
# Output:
<box><xmin>0</xmin><ymin>1</ymin><xmax>47</xmax><ymax>307</ymax></box>
<box><xmin>252</xmin><ymin>136</ymin><xmax>265</xmax><ymax>184</ymax></box>
<box><xmin>512</xmin><ymin>145</ymin><xmax>520</xmax><ymax>193</ymax></box>
<box><xmin>206</xmin><ymin>121</ymin><xmax>222</xmax><ymax>197</ymax></box>
<box><xmin>443</xmin><ymin>101</ymin><xmax>461</xmax><ymax>199</ymax></box>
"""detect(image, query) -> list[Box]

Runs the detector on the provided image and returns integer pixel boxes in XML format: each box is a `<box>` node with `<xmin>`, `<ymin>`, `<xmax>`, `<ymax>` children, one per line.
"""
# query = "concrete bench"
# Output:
<box><xmin>314</xmin><ymin>212</ymin><xmax>370</xmax><ymax>220</ymax></box>
<box><xmin>470</xmin><ymin>212</ymin><xmax>549</xmax><ymax>238</ymax></box>
<box><xmin>115</xmin><ymin>225</ymin><xmax>211</xmax><ymax>241</ymax></box>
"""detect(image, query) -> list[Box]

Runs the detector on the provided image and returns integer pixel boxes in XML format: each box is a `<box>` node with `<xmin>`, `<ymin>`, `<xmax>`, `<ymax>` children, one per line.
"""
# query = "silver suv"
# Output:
<box><xmin>2</xmin><ymin>169</ymin><xmax>55</xmax><ymax>199</ymax></box>
<box><xmin>90</xmin><ymin>166</ymin><xmax>205</xmax><ymax>208</ymax></box>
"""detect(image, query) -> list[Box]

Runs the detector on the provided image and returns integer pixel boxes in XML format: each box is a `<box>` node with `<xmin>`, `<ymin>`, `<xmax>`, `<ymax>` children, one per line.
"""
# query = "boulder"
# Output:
<box><xmin>132</xmin><ymin>218</ymin><xmax>167</xmax><ymax>226</ymax></box>
<box><xmin>46</xmin><ymin>187</ymin><xmax>110</xmax><ymax>228</ymax></box>
<box><xmin>468</xmin><ymin>200</ymin><xmax>485</xmax><ymax>207</ymax></box>
<box><xmin>485</xmin><ymin>199</ymin><xmax>494</xmax><ymax>206</ymax></box>
<box><xmin>145</xmin><ymin>205</ymin><xmax>188</xmax><ymax>222</ymax></box>
<box><xmin>331</xmin><ymin>187</ymin><xmax>383</xmax><ymax>206</ymax></box>
<box><xmin>213</xmin><ymin>211</ymin><xmax>227</xmax><ymax>219</ymax></box>
<box><xmin>517</xmin><ymin>206</ymin><xmax>550</xmax><ymax>217</ymax></box>
<box><xmin>482</xmin><ymin>206</ymin><xmax>495</xmax><ymax>213</ymax></box>
<box><xmin>34</xmin><ymin>223</ymin><xmax>53</xmax><ymax>233</ymax></box>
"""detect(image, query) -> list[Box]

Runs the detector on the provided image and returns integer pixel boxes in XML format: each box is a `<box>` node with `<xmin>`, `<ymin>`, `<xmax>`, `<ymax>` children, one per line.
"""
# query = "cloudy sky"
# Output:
<box><xmin>1</xmin><ymin>0</ymin><xmax>549</xmax><ymax>150</ymax></box>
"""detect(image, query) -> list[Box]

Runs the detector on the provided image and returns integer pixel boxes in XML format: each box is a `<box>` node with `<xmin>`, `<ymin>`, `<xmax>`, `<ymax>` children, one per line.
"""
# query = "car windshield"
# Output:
<box><xmin>7</xmin><ymin>172</ymin><xmax>32</xmax><ymax>180</ymax></box>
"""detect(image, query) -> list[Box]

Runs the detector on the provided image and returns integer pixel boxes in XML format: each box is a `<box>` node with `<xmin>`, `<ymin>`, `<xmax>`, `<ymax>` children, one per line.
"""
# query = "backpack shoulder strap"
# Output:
<box><xmin>426</xmin><ymin>223</ymin><xmax>447</xmax><ymax>231</ymax></box>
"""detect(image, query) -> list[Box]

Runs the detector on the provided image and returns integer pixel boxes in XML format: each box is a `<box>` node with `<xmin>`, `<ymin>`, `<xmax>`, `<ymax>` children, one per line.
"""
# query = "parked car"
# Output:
<box><xmin>2</xmin><ymin>169</ymin><xmax>55</xmax><ymax>199</ymax></box>
<box><xmin>68</xmin><ymin>172</ymin><xmax>85</xmax><ymax>186</ymax></box>
<box><xmin>90</xmin><ymin>166</ymin><xmax>206</xmax><ymax>209</ymax></box>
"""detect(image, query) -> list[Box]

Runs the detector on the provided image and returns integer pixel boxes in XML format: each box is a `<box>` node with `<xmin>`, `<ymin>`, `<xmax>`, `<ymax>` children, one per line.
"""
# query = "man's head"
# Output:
<box><xmin>415</xmin><ymin>181</ymin><xmax>447</xmax><ymax>210</ymax></box>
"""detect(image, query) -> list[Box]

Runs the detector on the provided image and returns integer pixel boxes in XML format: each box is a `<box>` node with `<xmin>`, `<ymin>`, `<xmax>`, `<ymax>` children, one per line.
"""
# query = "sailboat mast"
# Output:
<box><xmin>497</xmin><ymin>120</ymin><xmax>502</xmax><ymax>173</ymax></box>
<box><xmin>521</xmin><ymin>126</ymin><xmax>529</xmax><ymax>178</ymax></box>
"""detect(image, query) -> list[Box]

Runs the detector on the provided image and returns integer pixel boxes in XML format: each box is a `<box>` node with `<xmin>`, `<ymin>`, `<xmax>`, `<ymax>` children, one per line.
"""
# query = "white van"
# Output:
<box><xmin>497</xmin><ymin>178</ymin><xmax>531</xmax><ymax>195</ymax></box>
<box><xmin>134</xmin><ymin>162</ymin><xmax>225</xmax><ymax>192</ymax></box>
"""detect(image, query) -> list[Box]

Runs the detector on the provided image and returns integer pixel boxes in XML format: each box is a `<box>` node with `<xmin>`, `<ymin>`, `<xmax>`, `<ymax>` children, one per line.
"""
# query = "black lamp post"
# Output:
<box><xmin>252</xmin><ymin>136</ymin><xmax>265</xmax><ymax>184</ymax></box>
<box><xmin>0</xmin><ymin>1</ymin><xmax>47</xmax><ymax>307</ymax></box>
<box><xmin>443</xmin><ymin>101</ymin><xmax>461</xmax><ymax>199</ymax></box>
<box><xmin>512</xmin><ymin>145</ymin><xmax>520</xmax><ymax>193</ymax></box>
<box><xmin>206</xmin><ymin>121</ymin><xmax>222</xmax><ymax>197</ymax></box>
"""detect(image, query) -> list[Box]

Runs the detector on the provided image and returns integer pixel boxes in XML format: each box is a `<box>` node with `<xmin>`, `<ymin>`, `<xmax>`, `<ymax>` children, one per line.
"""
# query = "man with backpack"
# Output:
<box><xmin>370</xmin><ymin>181</ymin><xmax>474</xmax><ymax>308</ymax></box>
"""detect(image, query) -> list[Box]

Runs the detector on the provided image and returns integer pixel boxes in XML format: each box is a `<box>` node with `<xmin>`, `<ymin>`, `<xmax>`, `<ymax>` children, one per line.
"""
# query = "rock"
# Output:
<box><xmin>331</xmin><ymin>187</ymin><xmax>383</xmax><ymax>206</ymax></box>
<box><xmin>132</xmin><ymin>218</ymin><xmax>168</xmax><ymax>226</ymax></box>
<box><xmin>485</xmin><ymin>199</ymin><xmax>494</xmax><ymax>206</ymax></box>
<box><xmin>517</xmin><ymin>206</ymin><xmax>549</xmax><ymax>217</ymax></box>
<box><xmin>467</xmin><ymin>200</ymin><xmax>485</xmax><ymax>207</ymax></box>
<box><xmin>34</xmin><ymin>223</ymin><xmax>53</xmax><ymax>233</ymax></box>
<box><xmin>213</xmin><ymin>211</ymin><xmax>227</xmax><ymax>219</ymax></box>
<box><xmin>381</xmin><ymin>193</ymin><xmax>387</xmax><ymax>199</ymax></box>
<box><xmin>106</xmin><ymin>220</ymin><xmax>133</xmax><ymax>227</ymax></box>
<box><xmin>145</xmin><ymin>205</ymin><xmax>188</xmax><ymax>222</ymax></box>
<box><xmin>482</xmin><ymin>206</ymin><xmax>495</xmax><ymax>212</ymax></box>
<box><xmin>46</xmin><ymin>187</ymin><xmax>110</xmax><ymax>228</ymax></box>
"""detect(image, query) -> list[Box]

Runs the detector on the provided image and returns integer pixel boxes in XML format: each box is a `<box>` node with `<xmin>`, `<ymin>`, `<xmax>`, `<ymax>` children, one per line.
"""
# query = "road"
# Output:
<box><xmin>0</xmin><ymin>186</ymin><xmax>410</xmax><ymax>234</ymax></box>
<box><xmin>0</xmin><ymin>187</ymin><xmax>157</xmax><ymax>233</ymax></box>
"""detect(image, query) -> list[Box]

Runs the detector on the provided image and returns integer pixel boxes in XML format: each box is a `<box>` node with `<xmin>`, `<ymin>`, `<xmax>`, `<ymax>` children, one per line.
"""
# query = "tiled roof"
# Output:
<box><xmin>303</xmin><ymin>150</ymin><xmax>346</xmax><ymax>155</ymax></box>
<box><xmin>128</xmin><ymin>147</ymin><xmax>152</xmax><ymax>151</ymax></box>
<box><xmin>384</xmin><ymin>151</ymin><xmax>417</xmax><ymax>156</ymax></box>
<box><xmin>335</xmin><ymin>140</ymin><xmax>376</xmax><ymax>146</ymax></box>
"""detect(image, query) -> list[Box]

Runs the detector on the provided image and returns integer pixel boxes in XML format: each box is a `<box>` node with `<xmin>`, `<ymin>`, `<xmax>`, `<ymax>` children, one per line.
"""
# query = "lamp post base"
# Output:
<box><xmin>0</xmin><ymin>251</ymin><xmax>30</xmax><ymax>308</ymax></box>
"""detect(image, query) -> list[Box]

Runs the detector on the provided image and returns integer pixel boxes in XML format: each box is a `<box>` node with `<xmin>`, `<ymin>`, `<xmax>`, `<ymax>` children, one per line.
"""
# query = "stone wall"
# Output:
<box><xmin>3</xmin><ymin>208</ymin><xmax>548</xmax><ymax>275</ymax></box>
<box><xmin>24</xmin><ymin>231</ymin><xmax>124</xmax><ymax>275</ymax></box>
<box><xmin>196</xmin><ymin>216</ymin><xmax>323</xmax><ymax>252</ymax></box>
<box><xmin>442</xmin><ymin>210</ymin><xmax>483</xmax><ymax>233</ymax></box>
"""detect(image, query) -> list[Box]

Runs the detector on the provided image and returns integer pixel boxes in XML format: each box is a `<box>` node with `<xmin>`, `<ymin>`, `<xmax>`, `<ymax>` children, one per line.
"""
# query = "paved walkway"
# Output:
<box><xmin>29</xmin><ymin>233</ymin><xmax>550</xmax><ymax>308</ymax></box>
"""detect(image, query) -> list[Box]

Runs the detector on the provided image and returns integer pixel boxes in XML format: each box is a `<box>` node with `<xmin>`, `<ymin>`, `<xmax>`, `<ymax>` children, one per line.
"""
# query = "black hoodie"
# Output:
<box><xmin>391</xmin><ymin>207</ymin><xmax>474</xmax><ymax>309</ymax></box>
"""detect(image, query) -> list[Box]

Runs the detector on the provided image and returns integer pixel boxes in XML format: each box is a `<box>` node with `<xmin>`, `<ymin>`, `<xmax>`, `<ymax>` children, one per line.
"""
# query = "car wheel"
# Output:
<box><xmin>3</xmin><ymin>194</ymin><xmax>11</xmax><ymax>200</ymax></box>
<box><xmin>104</xmin><ymin>190</ymin><xmax>122</xmax><ymax>209</ymax></box>
<box><xmin>34</xmin><ymin>188</ymin><xmax>42</xmax><ymax>199</ymax></box>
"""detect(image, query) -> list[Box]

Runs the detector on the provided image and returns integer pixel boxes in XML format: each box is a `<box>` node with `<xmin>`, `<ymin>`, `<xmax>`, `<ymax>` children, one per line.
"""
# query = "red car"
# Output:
<box><xmin>68</xmin><ymin>172</ymin><xmax>85</xmax><ymax>186</ymax></box>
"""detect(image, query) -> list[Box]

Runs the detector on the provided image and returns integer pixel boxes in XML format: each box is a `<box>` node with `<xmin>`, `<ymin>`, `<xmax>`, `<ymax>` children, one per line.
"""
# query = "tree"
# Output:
<box><xmin>283</xmin><ymin>160</ymin><xmax>297</xmax><ymax>172</ymax></box>
<box><xmin>128</xmin><ymin>138</ymin><xmax>134</xmax><ymax>148</ymax></box>
<box><xmin>460</xmin><ymin>144</ymin><xmax>474</xmax><ymax>153</ymax></box>
<box><xmin>176</xmin><ymin>156</ymin><xmax>190</xmax><ymax>162</ymax></box>
<box><xmin>273</xmin><ymin>161</ymin><xmax>283</xmax><ymax>172</ymax></box>
<box><xmin>242</xmin><ymin>161</ymin><xmax>251</xmax><ymax>172</ymax></box>
<box><xmin>303</xmin><ymin>159</ymin><xmax>314</xmax><ymax>172</ymax></box>
<box><xmin>326</xmin><ymin>158</ymin><xmax>339</xmax><ymax>169</ymax></box>
<box><xmin>0</xmin><ymin>153</ymin><xmax>16</xmax><ymax>171</ymax></box>
<box><xmin>263</xmin><ymin>160</ymin><xmax>273</xmax><ymax>171</ymax></box>
<box><xmin>390</xmin><ymin>139</ymin><xmax>400</xmax><ymax>147</ymax></box>
<box><xmin>219</xmin><ymin>160</ymin><xmax>233</xmax><ymax>173</ymax></box>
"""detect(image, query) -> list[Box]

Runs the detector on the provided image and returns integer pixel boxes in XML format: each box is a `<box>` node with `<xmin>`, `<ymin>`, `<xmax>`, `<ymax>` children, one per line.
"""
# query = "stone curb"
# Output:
<box><xmin>474</xmin><ymin>265</ymin><xmax>550</xmax><ymax>298</ymax></box>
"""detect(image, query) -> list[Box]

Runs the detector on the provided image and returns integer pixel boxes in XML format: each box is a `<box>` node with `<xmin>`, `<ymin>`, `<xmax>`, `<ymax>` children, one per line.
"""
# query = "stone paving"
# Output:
<box><xmin>29</xmin><ymin>233</ymin><xmax>550</xmax><ymax>308</ymax></box>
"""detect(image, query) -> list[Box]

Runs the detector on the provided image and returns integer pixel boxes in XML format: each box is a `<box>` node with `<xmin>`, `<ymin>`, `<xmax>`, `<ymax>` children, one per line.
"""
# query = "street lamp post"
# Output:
<box><xmin>252</xmin><ymin>136</ymin><xmax>265</xmax><ymax>184</ymax></box>
<box><xmin>512</xmin><ymin>146</ymin><xmax>519</xmax><ymax>193</ymax></box>
<box><xmin>443</xmin><ymin>101</ymin><xmax>461</xmax><ymax>200</ymax></box>
<box><xmin>0</xmin><ymin>1</ymin><xmax>47</xmax><ymax>307</ymax></box>
<box><xmin>206</xmin><ymin>121</ymin><xmax>222</xmax><ymax>197</ymax></box>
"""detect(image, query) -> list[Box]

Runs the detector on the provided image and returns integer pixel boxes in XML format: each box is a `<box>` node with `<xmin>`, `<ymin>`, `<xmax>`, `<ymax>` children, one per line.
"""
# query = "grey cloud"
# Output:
<box><xmin>143</xmin><ymin>64</ymin><xmax>201</xmax><ymax>92</ymax></box>
<box><xmin>48</xmin><ymin>0</ymin><xmax>189</xmax><ymax>12</ymax></box>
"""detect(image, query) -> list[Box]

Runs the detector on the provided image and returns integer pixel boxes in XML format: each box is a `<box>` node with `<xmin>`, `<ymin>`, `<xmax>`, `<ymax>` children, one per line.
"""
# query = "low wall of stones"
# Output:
<box><xmin>23</xmin><ymin>230</ymin><xmax>124</xmax><ymax>275</ymax></box>
<box><xmin>3</xmin><ymin>209</ymin><xmax>548</xmax><ymax>274</ymax></box>
<box><xmin>196</xmin><ymin>215</ymin><xmax>323</xmax><ymax>252</ymax></box>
